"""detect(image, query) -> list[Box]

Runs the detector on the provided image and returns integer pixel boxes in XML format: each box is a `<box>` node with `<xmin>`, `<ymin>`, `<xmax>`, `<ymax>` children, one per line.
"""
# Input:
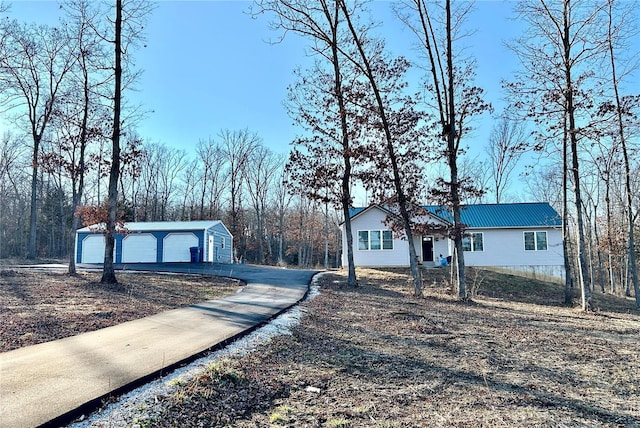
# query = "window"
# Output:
<box><xmin>524</xmin><ymin>231</ymin><xmax>547</xmax><ymax>251</ymax></box>
<box><xmin>382</xmin><ymin>231</ymin><xmax>393</xmax><ymax>250</ymax></box>
<box><xmin>462</xmin><ymin>232</ymin><xmax>484</xmax><ymax>252</ymax></box>
<box><xmin>358</xmin><ymin>230</ymin><xmax>393</xmax><ymax>251</ymax></box>
<box><xmin>370</xmin><ymin>231</ymin><xmax>381</xmax><ymax>250</ymax></box>
<box><xmin>358</xmin><ymin>231</ymin><xmax>369</xmax><ymax>250</ymax></box>
<box><xmin>221</xmin><ymin>237</ymin><xmax>226</xmax><ymax>249</ymax></box>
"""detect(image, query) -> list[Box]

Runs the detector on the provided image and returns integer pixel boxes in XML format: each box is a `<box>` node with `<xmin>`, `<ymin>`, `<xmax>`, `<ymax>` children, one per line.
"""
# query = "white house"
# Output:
<box><xmin>342</xmin><ymin>202</ymin><xmax>565</xmax><ymax>282</ymax></box>
<box><xmin>75</xmin><ymin>220</ymin><xmax>233</xmax><ymax>264</ymax></box>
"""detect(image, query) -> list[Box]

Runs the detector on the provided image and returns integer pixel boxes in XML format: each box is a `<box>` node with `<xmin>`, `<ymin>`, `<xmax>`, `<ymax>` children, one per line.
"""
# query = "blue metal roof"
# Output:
<box><xmin>350</xmin><ymin>203</ymin><xmax>561</xmax><ymax>228</ymax></box>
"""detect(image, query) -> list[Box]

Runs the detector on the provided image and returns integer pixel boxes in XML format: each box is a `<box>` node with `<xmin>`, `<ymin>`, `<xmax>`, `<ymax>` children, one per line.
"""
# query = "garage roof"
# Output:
<box><xmin>77</xmin><ymin>220</ymin><xmax>226</xmax><ymax>233</ymax></box>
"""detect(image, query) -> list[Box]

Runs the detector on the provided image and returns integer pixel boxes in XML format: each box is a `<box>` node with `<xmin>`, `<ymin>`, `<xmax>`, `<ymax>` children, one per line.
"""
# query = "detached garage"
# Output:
<box><xmin>75</xmin><ymin>221</ymin><xmax>233</xmax><ymax>264</ymax></box>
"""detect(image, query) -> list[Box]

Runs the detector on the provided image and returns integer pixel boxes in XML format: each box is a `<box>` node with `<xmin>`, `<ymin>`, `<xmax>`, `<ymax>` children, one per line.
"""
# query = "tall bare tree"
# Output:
<box><xmin>245</xmin><ymin>145</ymin><xmax>281</xmax><ymax>264</ymax></box>
<box><xmin>394</xmin><ymin>0</ymin><xmax>492</xmax><ymax>299</ymax></box>
<box><xmin>0</xmin><ymin>20</ymin><xmax>77</xmax><ymax>258</ymax></box>
<box><xmin>101</xmin><ymin>0</ymin><xmax>152</xmax><ymax>283</ymax></box>
<box><xmin>509</xmin><ymin>0</ymin><xmax>608</xmax><ymax>310</ymax></box>
<box><xmin>252</xmin><ymin>0</ymin><xmax>361</xmax><ymax>287</ymax></box>
<box><xmin>219</xmin><ymin>128</ymin><xmax>260</xmax><ymax>260</ymax></box>
<box><xmin>486</xmin><ymin>115</ymin><xmax>528</xmax><ymax>203</ymax></box>
<box><xmin>600</xmin><ymin>0</ymin><xmax>640</xmax><ymax>307</ymax></box>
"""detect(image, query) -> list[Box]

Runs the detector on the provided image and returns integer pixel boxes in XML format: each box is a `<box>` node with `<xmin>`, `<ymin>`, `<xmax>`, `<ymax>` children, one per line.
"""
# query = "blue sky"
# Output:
<box><xmin>5</xmin><ymin>0</ymin><xmax>637</xmax><ymax>204</ymax></box>
<box><xmin>3</xmin><ymin>0</ymin><xmax>523</xmax><ymax>157</ymax></box>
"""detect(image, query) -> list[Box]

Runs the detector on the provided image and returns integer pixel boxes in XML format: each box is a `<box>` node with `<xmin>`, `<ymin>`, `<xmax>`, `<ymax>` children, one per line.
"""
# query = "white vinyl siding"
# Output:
<box><xmin>463</xmin><ymin>233</ymin><xmax>484</xmax><ymax>252</ymax></box>
<box><xmin>524</xmin><ymin>231</ymin><xmax>548</xmax><ymax>251</ymax></box>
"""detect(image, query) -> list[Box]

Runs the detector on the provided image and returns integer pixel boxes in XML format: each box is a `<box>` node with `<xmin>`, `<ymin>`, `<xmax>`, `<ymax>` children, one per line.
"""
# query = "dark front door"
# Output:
<box><xmin>422</xmin><ymin>236</ymin><xmax>434</xmax><ymax>262</ymax></box>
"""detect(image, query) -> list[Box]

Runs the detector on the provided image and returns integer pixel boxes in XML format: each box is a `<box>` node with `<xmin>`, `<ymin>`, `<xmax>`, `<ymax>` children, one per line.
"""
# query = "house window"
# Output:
<box><xmin>524</xmin><ymin>231</ymin><xmax>547</xmax><ymax>251</ymax></box>
<box><xmin>370</xmin><ymin>231</ymin><xmax>381</xmax><ymax>250</ymax></box>
<box><xmin>382</xmin><ymin>230</ymin><xmax>393</xmax><ymax>250</ymax></box>
<box><xmin>358</xmin><ymin>230</ymin><xmax>393</xmax><ymax>251</ymax></box>
<box><xmin>462</xmin><ymin>232</ymin><xmax>484</xmax><ymax>252</ymax></box>
<box><xmin>221</xmin><ymin>236</ymin><xmax>226</xmax><ymax>249</ymax></box>
<box><xmin>358</xmin><ymin>231</ymin><xmax>369</xmax><ymax>250</ymax></box>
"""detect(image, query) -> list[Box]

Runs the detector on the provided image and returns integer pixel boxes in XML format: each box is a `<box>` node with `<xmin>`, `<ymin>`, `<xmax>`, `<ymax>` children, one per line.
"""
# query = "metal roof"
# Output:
<box><xmin>350</xmin><ymin>203</ymin><xmax>561</xmax><ymax>228</ymax></box>
<box><xmin>77</xmin><ymin>220</ymin><xmax>225</xmax><ymax>233</ymax></box>
<box><xmin>442</xmin><ymin>203</ymin><xmax>561</xmax><ymax>228</ymax></box>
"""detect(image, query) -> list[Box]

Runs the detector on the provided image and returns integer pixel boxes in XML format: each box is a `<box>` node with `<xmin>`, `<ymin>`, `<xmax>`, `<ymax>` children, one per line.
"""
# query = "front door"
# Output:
<box><xmin>422</xmin><ymin>236</ymin><xmax>434</xmax><ymax>262</ymax></box>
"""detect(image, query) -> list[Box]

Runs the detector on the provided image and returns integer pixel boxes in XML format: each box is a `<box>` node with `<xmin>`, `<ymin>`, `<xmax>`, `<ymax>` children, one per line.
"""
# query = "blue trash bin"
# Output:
<box><xmin>189</xmin><ymin>246</ymin><xmax>199</xmax><ymax>263</ymax></box>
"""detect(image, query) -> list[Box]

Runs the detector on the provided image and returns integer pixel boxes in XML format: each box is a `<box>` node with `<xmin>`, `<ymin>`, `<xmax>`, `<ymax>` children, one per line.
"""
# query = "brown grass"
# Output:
<box><xmin>0</xmin><ymin>269</ymin><xmax>240</xmax><ymax>352</ymax></box>
<box><xmin>147</xmin><ymin>267</ymin><xmax>640</xmax><ymax>427</ymax></box>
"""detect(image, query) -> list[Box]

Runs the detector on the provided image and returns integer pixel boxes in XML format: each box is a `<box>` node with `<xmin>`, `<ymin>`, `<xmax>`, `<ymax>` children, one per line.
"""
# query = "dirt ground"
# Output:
<box><xmin>2</xmin><ymin>266</ymin><xmax>639</xmax><ymax>427</ymax></box>
<box><xmin>147</xmin><ymin>268</ymin><xmax>640</xmax><ymax>427</ymax></box>
<box><xmin>0</xmin><ymin>268</ymin><xmax>240</xmax><ymax>352</ymax></box>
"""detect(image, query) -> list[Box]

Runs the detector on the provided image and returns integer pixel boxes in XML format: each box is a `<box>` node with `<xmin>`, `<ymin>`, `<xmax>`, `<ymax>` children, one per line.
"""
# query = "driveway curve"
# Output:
<box><xmin>0</xmin><ymin>263</ymin><xmax>319</xmax><ymax>428</ymax></box>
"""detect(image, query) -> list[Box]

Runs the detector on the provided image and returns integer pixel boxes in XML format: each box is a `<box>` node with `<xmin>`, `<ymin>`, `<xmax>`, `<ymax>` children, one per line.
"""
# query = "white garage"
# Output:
<box><xmin>162</xmin><ymin>232</ymin><xmax>198</xmax><ymax>263</ymax></box>
<box><xmin>122</xmin><ymin>234</ymin><xmax>157</xmax><ymax>263</ymax></box>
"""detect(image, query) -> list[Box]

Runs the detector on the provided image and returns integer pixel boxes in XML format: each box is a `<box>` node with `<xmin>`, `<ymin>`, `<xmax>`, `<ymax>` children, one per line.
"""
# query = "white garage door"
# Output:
<box><xmin>163</xmin><ymin>232</ymin><xmax>198</xmax><ymax>262</ymax></box>
<box><xmin>81</xmin><ymin>235</ymin><xmax>105</xmax><ymax>263</ymax></box>
<box><xmin>122</xmin><ymin>234</ymin><xmax>157</xmax><ymax>263</ymax></box>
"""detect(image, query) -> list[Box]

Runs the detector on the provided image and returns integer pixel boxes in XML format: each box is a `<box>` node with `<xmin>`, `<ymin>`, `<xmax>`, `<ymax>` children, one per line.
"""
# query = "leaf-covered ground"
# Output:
<box><xmin>2</xmin><ymin>266</ymin><xmax>639</xmax><ymax>426</ymax></box>
<box><xmin>0</xmin><ymin>268</ymin><xmax>240</xmax><ymax>352</ymax></box>
<box><xmin>145</xmin><ymin>268</ymin><xmax>640</xmax><ymax>427</ymax></box>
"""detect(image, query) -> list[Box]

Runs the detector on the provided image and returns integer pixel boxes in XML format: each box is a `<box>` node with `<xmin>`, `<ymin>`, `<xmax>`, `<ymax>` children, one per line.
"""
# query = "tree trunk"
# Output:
<box><xmin>445</xmin><ymin>0</ymin><xmax>466</xmax><ymax>300</ymax></box>
<box><xmin>339</xmin><ymin>0</ymin><xmax>422</xmax><ymax>296</ymax></box>
<box><xmin>563</xmin><ymin>0</ymin><xmax>591</xmax><ymax>310</ymax></box>
<box><xmin>101</xmin><ymin>0</ymin><xmax>122</xmax><ymax>284</ymax></box>
<box><xmin>606</xmin><ymin>0</ymin><xmax>639</xmax><ymax>307</ymax></box>
<box><xmin>27</xmin><ymin>135</ymin><xmax>40</xmax><ymax>259</ymax></box>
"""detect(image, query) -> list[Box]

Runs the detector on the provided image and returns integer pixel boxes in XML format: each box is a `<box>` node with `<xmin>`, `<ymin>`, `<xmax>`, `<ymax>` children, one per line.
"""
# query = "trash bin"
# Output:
<box><xmin>189</xmin><ymin>246</ymin><xmax>199</xmax><ymax>263</ymax></box>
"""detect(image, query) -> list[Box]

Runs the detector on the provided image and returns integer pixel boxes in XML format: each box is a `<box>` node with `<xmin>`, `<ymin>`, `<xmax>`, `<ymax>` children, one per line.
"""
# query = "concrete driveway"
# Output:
<box><xmin>0</xmin><ymin>263</ymin><xmax>319</xmax><ymax>428</ymax></box>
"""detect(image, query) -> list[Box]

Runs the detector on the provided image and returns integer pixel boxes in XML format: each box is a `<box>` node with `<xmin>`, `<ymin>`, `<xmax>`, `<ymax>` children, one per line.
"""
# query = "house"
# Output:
<box><xmin>342</xmin><ymin>202</ymin><xmax>565</xmax><ymax>282</ymax></box>
<box><xmin>75</xmin><ymin>220</ymin><xmax>233</xmax><ymax>264</ymax></box>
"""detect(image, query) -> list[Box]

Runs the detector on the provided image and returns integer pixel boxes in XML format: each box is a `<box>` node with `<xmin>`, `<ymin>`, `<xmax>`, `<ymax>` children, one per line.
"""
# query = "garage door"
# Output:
<box><xmin>81</xmin><ymin>235</ymin><xmax>105</xmax><ymax>263</ymax></box>
<box><xmin>122</xmin><ymin>234</ymin><xmax>157</xmax><ymax>263</ymax></box>
<box><xmin>163</xmin><ymin>232</ymin><xmax>198</xmax><ymax>262</ymax></box>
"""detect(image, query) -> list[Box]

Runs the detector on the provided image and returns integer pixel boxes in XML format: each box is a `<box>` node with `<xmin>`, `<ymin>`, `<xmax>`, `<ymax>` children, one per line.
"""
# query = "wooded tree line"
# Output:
<box><xmin>0</xmin><ymin>0</ymin><xmax>639</xmax><ymax>308</ymax></box>
<box><xmin>0</xmin><ymin>128</ymin><xmax>342</xmax><ymax>267</ymax></box>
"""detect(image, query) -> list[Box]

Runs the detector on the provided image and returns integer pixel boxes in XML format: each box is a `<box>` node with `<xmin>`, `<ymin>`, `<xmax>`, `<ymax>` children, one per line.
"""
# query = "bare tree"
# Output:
<box><xmin>245</xmin><ymin>145</ymin><xmax>281</xmax><ymax>264</ymax></box>
<box><xmin>0</xmin><ymin>132</ymin><xmax>28</xmax><ymax>258</ymax></box>
<box><xmin>0</xmin><ymin>20</ymin><xmax>77</xmax><ymax>258</ymax></box>
<box><xmin>394</xmin><ymin>0</ymin><xmax>492</xmax><ymax>299</ymax></box>
<box><xmin>219</xmin><ymin>128</ymin><xmax>260</xmax><ymax>259</ymax></box>
<box><xmin>101</xmin><ymin>0</ymin><xmax>153</xmax><ymax>283</ymax></box>
<box><xmin>486</xmin><ymin>115</ymin><xmax>528</xmax><ymax>203</ymax></box>
<box><xmin>509</xmin><ymin>0</ymin><xmax>609</xmax><ymax>310</ymax></box>
<box><xmin>252</xmin><ymin>0</ymin><xmax>361</xmax><ymax>287</ymax></box>
<box><xmin>195</xmin><ymin>138</ymin><xmax>227</xmax><ymax>220</ymax></box>
<box><xmin>600</xmin><ymin>0</ymin><xmax>640</xmax><ymax>307</ymax></box>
